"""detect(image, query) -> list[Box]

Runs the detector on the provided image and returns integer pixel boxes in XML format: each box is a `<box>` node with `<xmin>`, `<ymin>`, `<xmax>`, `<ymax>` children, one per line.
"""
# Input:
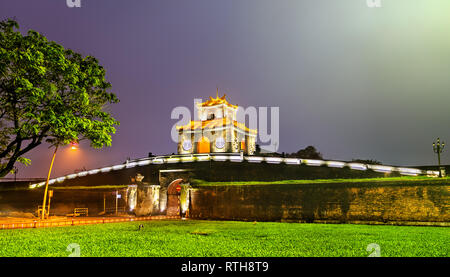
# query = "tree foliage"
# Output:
<box><xmin>351</xmin><ymin>159</ymin><xmax>382</xmax><ymax>165</ymax></box>
<box><xmin>287</xmin><ymin>146</ymin><xmax>323</xmax><ymax>159</ymax></box>
<box><xmin>0</xmin><ymin>19</ymin><xmax>119</xmax><ymax>177</ymax></box>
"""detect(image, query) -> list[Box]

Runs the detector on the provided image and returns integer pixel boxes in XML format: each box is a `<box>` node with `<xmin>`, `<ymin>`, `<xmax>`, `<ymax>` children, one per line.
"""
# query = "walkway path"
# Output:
<box><xmin>0</xmin><ymin>215</ymin><xmax>180</xmax><ymax>230</ymax></box>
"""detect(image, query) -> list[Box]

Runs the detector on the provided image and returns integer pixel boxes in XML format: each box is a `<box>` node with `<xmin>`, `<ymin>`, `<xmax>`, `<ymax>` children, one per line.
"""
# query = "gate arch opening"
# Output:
<box><xmin>167</xmin><ymin>179</ymin><xmax>184</xmax><ymax>194</ymax></box>
<box><xmin>166</xmin><ymin>179</ymin><xmax>184</xmax><ymax>216</ymax></box>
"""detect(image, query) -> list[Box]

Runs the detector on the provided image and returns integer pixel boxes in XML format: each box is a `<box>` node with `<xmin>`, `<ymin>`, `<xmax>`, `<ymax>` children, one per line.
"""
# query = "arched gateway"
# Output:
<box><xmin>166</xmin><ymin>179</ymin><xmax>184</xmax><ymax>216</ymax></box>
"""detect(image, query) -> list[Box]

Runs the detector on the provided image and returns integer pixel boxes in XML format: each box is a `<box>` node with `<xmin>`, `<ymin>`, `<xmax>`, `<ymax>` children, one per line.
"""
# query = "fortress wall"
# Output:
<box><xmin>189</xmin><ymin>181</ymin><xmax>450</xmax><ymax>225</ymax></box>
<box><xmin>8</xmin><ymin>161</ymin><xmax>393</xmax><ymax>190</ymax></box>
<box><xmin>1</xmin><ymin>161</ymin><xmax>446</xmax><ymax>223</ymax></box>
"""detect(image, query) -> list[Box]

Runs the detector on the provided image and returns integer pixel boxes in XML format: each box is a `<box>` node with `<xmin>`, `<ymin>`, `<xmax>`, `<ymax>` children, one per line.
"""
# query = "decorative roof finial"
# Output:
<box><xmin>216</xmin><ymin>87</ymin><xmax>219</xmax><ymax>98</ymax></box>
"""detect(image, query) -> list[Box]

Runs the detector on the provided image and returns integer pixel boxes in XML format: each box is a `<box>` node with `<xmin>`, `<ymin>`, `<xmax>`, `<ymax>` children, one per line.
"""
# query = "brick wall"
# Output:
<box><xmin>189</xmin><ymin>181</ymin><xmax>450</xmax><ymax>225</ymax></box>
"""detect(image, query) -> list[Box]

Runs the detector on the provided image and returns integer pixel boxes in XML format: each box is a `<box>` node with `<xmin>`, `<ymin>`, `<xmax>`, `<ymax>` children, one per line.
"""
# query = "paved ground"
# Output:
<box><xmin>0</xmin><ymin>215</ymin><xmax>180</xmax><ymax>229</ymax></box>
<box><xmin>0</xmin><ymin>215</ymin><xmax>131</xmax><ymax>224</ymax></box>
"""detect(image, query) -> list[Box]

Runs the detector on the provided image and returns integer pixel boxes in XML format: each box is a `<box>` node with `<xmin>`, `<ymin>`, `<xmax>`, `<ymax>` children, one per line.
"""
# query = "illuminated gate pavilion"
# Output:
<box><xmin>176</xmin><ymin>93</ymin><xmax>257</xmax><ymax>155</ymax></box>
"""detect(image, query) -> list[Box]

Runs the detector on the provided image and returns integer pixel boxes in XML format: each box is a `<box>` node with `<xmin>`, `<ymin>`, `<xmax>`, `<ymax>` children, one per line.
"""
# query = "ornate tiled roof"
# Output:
<box><xmin>176</xmin><ymin>118</ymin><xmax>257</xmax><ymax>134</ymax></box>
<box><xmin>197</xmin><ymin>94</ymin><xmax>238</xmax><ymax>109</ymax></box>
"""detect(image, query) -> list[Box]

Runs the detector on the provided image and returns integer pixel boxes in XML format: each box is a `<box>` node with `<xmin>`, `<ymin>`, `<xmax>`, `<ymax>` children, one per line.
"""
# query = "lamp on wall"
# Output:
<box><xmin>432</xmin><ymin>137</ymin><xmax>445</xmax><ymax>177</ymax></box>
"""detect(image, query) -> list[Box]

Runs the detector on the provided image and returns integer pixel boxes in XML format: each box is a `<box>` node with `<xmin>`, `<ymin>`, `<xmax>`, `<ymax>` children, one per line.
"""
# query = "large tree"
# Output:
<box><xmin>0</xmin><ymin>19</ymin><xmax>119</xmax><ymax>177</ymax></box>
<box><xmin>288</xmin><ymin>146</ymin><xmax>323</xmax><ymax>159</ymax></box>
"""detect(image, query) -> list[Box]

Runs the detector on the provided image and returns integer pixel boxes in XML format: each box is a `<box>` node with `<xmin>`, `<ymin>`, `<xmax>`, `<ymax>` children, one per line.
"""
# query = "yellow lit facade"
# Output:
<box><xmin>176</xmin><ymin>94</ymin><xmax>257</xmax><ymax>155</ymax></box>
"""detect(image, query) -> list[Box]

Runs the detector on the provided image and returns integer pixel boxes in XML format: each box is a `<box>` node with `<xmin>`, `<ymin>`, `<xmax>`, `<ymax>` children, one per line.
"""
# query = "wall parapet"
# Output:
<box><xmin>28</xmin><ymin>154</ymin><xmax>441</xmax><ymax>190</ymax></box>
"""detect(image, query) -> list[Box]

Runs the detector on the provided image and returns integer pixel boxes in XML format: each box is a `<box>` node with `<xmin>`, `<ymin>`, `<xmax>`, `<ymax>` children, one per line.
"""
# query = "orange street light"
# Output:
<box><xmin>41</xmin><ymin>145</ymin><xmax>58</xmax><ymax>220</ymax></box>
<box><xmin>70</xmin><ymin>141</ymin><xmax>79</xmax><ymax>150</ymax></box>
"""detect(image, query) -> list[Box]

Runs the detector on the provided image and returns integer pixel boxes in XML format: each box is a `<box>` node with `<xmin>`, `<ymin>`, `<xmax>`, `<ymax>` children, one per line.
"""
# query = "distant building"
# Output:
<box><xmin>176</xmin><ymin>93</ymin><xmax>257</xmax><ymax>155</ymax></box>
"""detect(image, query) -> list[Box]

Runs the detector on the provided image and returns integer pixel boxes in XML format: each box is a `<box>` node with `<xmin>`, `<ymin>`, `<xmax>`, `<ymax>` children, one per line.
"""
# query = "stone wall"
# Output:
<box><xmin>189</xmin><ymin>181</ymin><xmax>450</xmax><ymax>225</ymax></box>
<box><xmin>135</xmin><ymin>185</ymin><xmax>160</xmax><ymax>216</ymax></box>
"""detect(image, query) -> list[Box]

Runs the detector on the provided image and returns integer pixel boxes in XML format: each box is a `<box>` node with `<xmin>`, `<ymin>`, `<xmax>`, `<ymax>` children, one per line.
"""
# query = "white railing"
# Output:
<box><xmin>28</xmin><ymin>153</ymin><xmax>440</xmax><ymax>189</ymax></box>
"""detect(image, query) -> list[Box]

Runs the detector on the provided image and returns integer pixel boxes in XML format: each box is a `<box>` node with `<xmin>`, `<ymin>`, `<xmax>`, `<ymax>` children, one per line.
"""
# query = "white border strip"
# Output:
<box><xmin>28</xmin><ymin>155</ymin><xmax>438</xmax><ymax>188</ymax></box>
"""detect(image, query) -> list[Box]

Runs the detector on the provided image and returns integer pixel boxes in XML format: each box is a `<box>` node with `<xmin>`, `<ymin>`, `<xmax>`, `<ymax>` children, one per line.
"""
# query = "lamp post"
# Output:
<box><xmin>13</xmin><ymin>166</ymin><xmax>18</xmax><ymax>182</ymax></box>
<box><xmin>41</xmin><ymin>145</ymin><xmax>58</xmax><ymax>220</ymax></box>
<box><xmin>432</xmin><ymin>138</ymin><xmax>445</xmax><ymax>178</ymax></box>
<box><xmin>41</xmin><ymin>141</ymin><xmax>78</xmax><ymax>220</ymax></box>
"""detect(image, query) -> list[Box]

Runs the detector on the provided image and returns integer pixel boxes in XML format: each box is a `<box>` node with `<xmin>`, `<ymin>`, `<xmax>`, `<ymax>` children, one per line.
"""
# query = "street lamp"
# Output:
<box><xmin>41</xmin><ymin>145</ymin><xmax>58</xmax><ymax>220</ymax></box>
<box><xmin>432</xmin><ymin>137</ymin><xmax>445</xmax><ymax>178</ymax></box>
<box><xmin>13</xmin><ymin>166</ymin><xmax>18</xmax><ymax>182</ymax></box>
<box><xmin>41</xmin><ymin>141</ymin><xmax>78</xmax><ymax>220</ymax></box>
<box><xmin>71</xmin><ymin>141</ymin><xmax>79</xmax><ymax>150</ymax></box>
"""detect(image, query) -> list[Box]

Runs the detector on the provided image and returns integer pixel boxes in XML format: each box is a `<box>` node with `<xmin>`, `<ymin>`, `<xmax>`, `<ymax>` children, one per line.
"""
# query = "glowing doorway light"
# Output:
<box><xmin>128</xmin><ymin>189</ymin><xmax>137</xmax><ymax>211</ymax></box>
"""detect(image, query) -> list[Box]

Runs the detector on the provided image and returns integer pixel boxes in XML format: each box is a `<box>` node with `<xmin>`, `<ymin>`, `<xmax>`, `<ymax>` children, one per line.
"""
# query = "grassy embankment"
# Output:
<box><xmin>192</xmin><ymin>176</ymin><xmax>450</xmax><ymax>186</ymax></box>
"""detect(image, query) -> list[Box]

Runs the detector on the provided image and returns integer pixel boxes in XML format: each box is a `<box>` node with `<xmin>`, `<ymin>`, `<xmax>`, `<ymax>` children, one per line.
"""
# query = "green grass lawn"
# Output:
<box><xmin>0</xmin><ymin>220</ymin><xmax>448</xmax><ymax>257</ymax></box>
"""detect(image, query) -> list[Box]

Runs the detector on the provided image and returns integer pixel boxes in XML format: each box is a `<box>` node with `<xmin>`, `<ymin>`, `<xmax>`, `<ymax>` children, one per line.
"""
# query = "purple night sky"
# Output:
<box><xmin>1</xmin><ymin>0</ymin><xmax>450</xmax><ymax>178</ymax></box>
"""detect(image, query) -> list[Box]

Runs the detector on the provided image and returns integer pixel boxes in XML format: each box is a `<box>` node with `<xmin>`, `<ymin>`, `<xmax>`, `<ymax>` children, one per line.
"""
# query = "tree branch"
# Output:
<box><xmin>0</xmin><ymin>136</ymin><xmax>20</xmax><ymax>159</ymax></box>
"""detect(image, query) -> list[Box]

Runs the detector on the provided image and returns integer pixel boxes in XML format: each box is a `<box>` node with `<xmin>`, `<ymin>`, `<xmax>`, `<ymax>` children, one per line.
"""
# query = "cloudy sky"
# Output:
<box><xmin>1</xmin><ymin>0</ymin><xmax>450</xmax><ymax>178</ymax></box>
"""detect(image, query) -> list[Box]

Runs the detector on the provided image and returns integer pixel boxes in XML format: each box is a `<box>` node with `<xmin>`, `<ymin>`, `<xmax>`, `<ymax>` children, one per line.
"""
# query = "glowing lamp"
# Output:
<box><xmin>70</xmin><ymin>142</ymin><xmax>79</xmax><ymax>150</ymax></box>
